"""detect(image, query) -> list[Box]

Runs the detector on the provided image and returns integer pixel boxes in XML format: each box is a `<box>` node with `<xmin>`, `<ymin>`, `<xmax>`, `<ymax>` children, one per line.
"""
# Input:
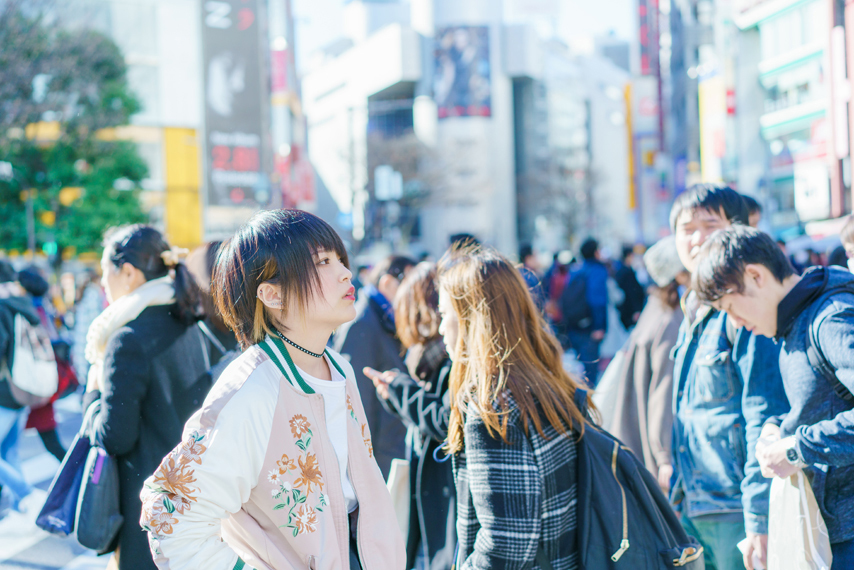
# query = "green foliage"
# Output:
<box><xmin>0</xmin><ymin>2</ymin><xmax>148</xmax><ymax>256</ymax></box>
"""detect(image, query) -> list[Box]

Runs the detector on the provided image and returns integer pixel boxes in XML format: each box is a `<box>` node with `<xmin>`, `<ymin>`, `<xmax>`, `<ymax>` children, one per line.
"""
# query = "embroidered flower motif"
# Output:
<box><xmin>294</xmin><ymin>453</ymin><xmax>323</xmax><ymax>494</ymax></box>
<box><xmin>167</xmin><ymin>493</ymin><xmax>192</xmax><ymax>515</ymax></box>
<box><xmin>178</xmin><ymin>432</ymin><xmax>207</xmax><ymax>465</ymax></box>
<box><xmin>144</xmin><ymin>502</ymin><xmax>179</xmax><ymax>535</ymax></box>
<box><xmin>272</xmin><ymin>415</ymin><xmax>326</xmax><ymax>532</ymax></box>
<box><xmin>290</xmin><ymin>415</ymin><xmax>311</xmax><ymax>439</ymax></box>
<box><xmin>277</xmin><ymin>454</ymin><xmax>296</xmax><ymax>474</ymax></box>
<box><xmin>293</xmin><ymin>504</ymin><xmax>318</xmax><ymax>535</ymax></box>
<box><xmin>143</xmin><ymin>431</ymin><xmax>211</xmax><ymax>535</ymax></box>
<box><xmin>346</xmin><ymin>395</ymin><xmax>357</xmax><ymax>421</ymax></box>
<box><xmin>361</xmin><ymin>423</ymin><xmax>373</xmax><ymax>458</ymax></box>
<box><xmin>153</xmin><ymin>455</ymin><xmax>199</xmax><ymax>502</ymax></box>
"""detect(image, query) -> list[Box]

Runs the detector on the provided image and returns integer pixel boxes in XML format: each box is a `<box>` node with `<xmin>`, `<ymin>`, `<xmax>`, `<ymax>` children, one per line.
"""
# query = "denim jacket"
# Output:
<box><xmin>671</xmin><ymin>293</ymin><xmax>788</xmax><ymax>534</ymax></box>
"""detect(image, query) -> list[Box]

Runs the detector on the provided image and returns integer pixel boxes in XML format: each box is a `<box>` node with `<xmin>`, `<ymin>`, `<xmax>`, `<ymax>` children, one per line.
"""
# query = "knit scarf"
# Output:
<box><xmin>85</xmin><ymin>276</ymin><xmax>176</xmax><ymax>391</ymax></box>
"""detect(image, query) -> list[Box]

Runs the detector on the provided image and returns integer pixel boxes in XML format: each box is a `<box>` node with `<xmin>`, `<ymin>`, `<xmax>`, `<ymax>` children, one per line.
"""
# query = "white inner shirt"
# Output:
<box><xmin>298</xmin><ymin>356</ymin><xmax>359</xmax><ymax>513</ymax></box>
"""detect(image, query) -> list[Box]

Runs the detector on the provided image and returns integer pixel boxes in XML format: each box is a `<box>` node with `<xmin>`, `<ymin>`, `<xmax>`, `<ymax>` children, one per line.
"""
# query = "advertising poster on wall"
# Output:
<box><xmin>201</xmin><ymin>0</ymin><xmax>269</xmax><ymax>217</ymax></box>
<box><xmin>434</xmin><ymin>26</ymin><xmax>491</xmax><ymax>119</ymax></box>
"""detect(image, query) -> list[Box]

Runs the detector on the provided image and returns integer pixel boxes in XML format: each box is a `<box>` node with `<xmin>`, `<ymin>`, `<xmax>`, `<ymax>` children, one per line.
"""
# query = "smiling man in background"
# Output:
<box><xmin>668</xmin><ymin>185</ymin><xmax>789</xmax><ymax>570</ymax></box>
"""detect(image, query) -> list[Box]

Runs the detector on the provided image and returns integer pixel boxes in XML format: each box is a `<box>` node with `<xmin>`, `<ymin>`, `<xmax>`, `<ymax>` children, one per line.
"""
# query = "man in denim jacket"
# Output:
<box><xmin>692</xmin><ymin>226</ymin><xmax>854</xmax><ymax>568</ymax></box>
<box><xmin>669</xmin><ymin>185</ymin><xmax>789</xmax><ymax>570</ymax></box>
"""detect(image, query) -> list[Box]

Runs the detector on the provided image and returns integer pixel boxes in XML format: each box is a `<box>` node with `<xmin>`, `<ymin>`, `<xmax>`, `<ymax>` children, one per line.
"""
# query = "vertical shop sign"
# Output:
<box><xmin>201</xmin><ymin>0</ymin><xmax>267</xmax><ymax>207</ymax></box>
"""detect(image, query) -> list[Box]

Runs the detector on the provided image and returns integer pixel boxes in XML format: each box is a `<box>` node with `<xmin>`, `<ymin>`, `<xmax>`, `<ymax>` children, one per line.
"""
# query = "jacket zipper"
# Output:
<box><xmin>609</xmin><ymin>441</ymin><xmax>630</xmax><ymax>562</ymax></box>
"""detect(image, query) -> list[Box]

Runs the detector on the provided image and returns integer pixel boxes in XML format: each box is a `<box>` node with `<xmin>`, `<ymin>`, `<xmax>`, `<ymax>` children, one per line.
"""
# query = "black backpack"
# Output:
<box><xmin>537</xmin><ymin>389</ymin><xmax>705</xmax><ymax>570</ymax></box>
<box><xmin>560</xmin><ymin>269</ymin><xmax>593</xmax><ymax>330</ymax></box>
<box><xmin>805</xmin><ymin>279</ymin><xmax>854</xmax><ymax>404</ymax></box>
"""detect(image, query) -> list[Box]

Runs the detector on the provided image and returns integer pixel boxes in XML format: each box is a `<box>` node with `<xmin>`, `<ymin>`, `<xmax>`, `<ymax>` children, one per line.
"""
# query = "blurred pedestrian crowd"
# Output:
<box><xmin>2</xmin><ymin>184</ymin><xmax>854</xmax><ymax>569</ymax></box>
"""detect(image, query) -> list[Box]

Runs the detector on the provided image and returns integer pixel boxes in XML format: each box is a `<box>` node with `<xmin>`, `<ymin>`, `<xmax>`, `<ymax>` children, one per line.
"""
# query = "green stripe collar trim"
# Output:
<box><xmin>259</xmin><ymin>336</ymin><xmax>347</xmax><ymax>394</ymax></box>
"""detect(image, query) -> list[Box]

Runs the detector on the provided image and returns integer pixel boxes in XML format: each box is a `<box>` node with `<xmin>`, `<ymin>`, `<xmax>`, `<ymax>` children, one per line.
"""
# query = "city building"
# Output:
<box><xmin>303</xmin><ymin>0</ymin><xmax>637</xmax><ymax>258</ymax></box>
<box><xmin>52</xmin><ymin>0</ymin><xmax>315</xmax><ymax>247</ymax></box>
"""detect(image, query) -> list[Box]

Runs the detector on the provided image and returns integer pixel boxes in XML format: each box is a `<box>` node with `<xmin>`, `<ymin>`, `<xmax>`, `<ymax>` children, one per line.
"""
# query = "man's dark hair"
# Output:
<box><xmin>370</xmin><ymin>255</ymin><xmax>417</xmax><ymax>286</ymax></box>
<box><xmin>693</xmin><ymin>225</ymin><xmax>795</xmax><ymax>303</ymax></box>
<box><xmin>621</xmin><ymin>245</ymin><xmax>634</xmax><ymax>261</ymax></box>
<box><xmin>0</xmin><ymin>260</ymin><xmax>15</xmax><ymax>284</ymax></box>
<box><xmin>580</xmin><ymin>238</ymin><xmax>598</xmax><ymax>261</ymax></box>
<box><xmin>18</xmin><ymin>267</ymin><xmax>48</xmax><ymax>297</ymax></box>
<box><xmin>519</xmin><ymin>243</ymin><xmax>534</xmax><ymax>262</ymax></box>
<box><xmin>449</xmin><ymin>233</ymin><xmax>480</xmax><ymax>249</ymax></box>
<box><xmin>670</xmin><ymin>184</ymin><xmax>749</xmax><ymax>230</ymax></box>
<box><xmin>742</xmin><ymin>194</ymin><xmax>762</xmax><ymax>216</ymax></box>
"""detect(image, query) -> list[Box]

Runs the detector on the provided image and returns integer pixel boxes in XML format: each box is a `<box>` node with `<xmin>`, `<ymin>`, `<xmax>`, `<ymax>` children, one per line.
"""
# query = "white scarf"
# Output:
<box><xmin>85</xmin><ymin>276</ymin><xmax>176</xmax><ymax>391</ymax></box>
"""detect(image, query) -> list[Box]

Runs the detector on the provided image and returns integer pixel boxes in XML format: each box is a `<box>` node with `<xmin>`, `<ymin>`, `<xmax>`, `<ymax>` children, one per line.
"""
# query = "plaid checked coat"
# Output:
<box><xmin>453</xmin><ymin>395</ymin><xmax>579</xmax><ymax>570</ymax></box>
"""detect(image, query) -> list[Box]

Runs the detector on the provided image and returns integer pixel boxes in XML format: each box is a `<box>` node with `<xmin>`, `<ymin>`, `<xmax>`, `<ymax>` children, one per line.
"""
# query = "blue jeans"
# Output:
<box><xmin>565</xmin><ymin>330</ymin><xmax>600</xmax><ymax>386</ymax></box>
<box><xmin>681</xmin><ymin>514</ymin><xmax>745</xmax><ymax>570</ymax></box>
<box><xmin>0</xmin><ymin>406</ymin><xmax>32</xmax><ymax>506</ymax></box>
<box><xmin>832</xmin><ymin>538</ymin><xmax>854</xmax><ymax>569</ymax></box>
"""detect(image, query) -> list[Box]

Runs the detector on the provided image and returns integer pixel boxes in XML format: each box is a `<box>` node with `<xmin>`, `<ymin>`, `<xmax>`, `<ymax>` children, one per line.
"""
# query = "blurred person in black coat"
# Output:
<box><xmin>333</xmin><ymin>254</ymin><xmax>416</xmax><ymax>478</ymax></box>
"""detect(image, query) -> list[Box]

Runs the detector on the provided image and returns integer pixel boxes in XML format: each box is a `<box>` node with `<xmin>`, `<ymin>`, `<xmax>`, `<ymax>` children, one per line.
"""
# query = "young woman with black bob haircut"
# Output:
<box><xmin>436</xmin><ymin>245</ymin><xmax>590</xmax><ymax>569</ymax></box>
<box><xmin>140</xmin><ymin>210</ymin><xmax>405</xmax><ymax>570</ymax></box>
<box><xmin>84</xmin><ymin>224</ymin><xmax>209</xmax><ymax>570</ymax></box>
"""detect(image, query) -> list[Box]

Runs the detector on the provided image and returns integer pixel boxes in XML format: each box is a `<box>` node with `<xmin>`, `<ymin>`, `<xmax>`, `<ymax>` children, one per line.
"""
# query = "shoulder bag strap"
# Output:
<box><xmin>805</xmin><ymin>280</ymin><xmax>854</xmax><ymax>403</ymax></box>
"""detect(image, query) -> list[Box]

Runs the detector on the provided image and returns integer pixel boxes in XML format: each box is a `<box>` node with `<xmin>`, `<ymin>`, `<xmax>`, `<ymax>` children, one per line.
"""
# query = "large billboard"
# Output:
<box><xmin>434</xmin><ymin>26</ymin><xmax>491</xmax><ymax>119</ymax></box>
<box><xmin>201</xmin><ymin>0</ymin><xmax>269</xmax><ymax>211</ymax></box>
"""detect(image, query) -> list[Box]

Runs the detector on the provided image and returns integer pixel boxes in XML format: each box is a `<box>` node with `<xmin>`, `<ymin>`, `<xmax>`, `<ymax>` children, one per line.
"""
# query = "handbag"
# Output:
<box><xmin>75</xmin><ymin>400</ymin><xmax>124</xmax><ymax>554</ymax></box>
<box><xmin>386</xmin><ymin>458</ymin><xmax>410</xmax><ymax>538</ymax></box>
<box><xmin>767</xmin><ymin>471</ymin><xmax>832</xmax><ymax>570</ymax></box>
<box><xmin>36</xmin><ymin>426</ymin><xmax>92</xmax><ymax>535</ymax></box>
<box><xmin>591</xmin><ymin>349</ymin><xmax>625</xmax><ymax>431</ymax></box>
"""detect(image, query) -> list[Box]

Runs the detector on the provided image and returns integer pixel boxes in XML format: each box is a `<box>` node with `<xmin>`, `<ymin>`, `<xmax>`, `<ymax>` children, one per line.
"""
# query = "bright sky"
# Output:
<box><xmin>292</xmin><ymin>0</ymin><xmax>637</xmax><ymax>74</ymax></box>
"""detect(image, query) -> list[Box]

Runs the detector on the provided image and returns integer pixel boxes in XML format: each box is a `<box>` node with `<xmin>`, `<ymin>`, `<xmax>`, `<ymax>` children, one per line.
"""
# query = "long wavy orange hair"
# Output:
<box><xmin>437</xmin><ymin>245</ymin><xmax>592</xmax><ymax>454</ymax></box>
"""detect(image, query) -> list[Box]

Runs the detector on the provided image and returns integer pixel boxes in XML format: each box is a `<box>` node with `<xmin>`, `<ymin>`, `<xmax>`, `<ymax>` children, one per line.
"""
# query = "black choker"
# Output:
<box><xmin>276</xmin><ymin>331</ymin><xmax>323</xmax><ymax>358</ymax></box>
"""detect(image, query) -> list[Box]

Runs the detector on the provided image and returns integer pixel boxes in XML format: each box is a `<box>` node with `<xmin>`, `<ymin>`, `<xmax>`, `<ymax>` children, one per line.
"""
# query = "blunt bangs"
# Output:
<box><xmin>213</xmin><ymin>209</ymin><xmax>349</xmax><ymax>348</ymax></box>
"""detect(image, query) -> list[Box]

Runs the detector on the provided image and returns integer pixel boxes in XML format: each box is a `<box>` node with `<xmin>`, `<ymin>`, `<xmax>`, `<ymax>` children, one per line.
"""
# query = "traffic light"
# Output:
<box><xmin>42</xmin><ymin>241</ymin><xmax>57</xmax><ymax>256</ymax></box>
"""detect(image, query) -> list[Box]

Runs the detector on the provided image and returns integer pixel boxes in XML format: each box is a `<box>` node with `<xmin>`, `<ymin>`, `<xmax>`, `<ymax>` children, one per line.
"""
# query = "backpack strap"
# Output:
<box><xmin>574</xmin><ymin>387</ymin><xmax>590</xmax><ymax>422</ymax></box>
<box><xmin>805</xmin><ymin>283</ymin><xmax>854</xmax><ymax>403</ymax></box>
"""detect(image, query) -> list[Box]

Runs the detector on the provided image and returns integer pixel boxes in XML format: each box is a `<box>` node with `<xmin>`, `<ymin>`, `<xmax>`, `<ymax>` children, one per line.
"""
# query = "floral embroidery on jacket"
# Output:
<box><xmin>141</xmin><ymin>431</ymin><xmax>208</xmax><ymax>536</ymax></box>
<box><xmin>346</xmin><ymin>395</ymin><xmax>357</xmax><ymax>421</ymax></box>
<box><xmin>347</xmin><ymin>394</ymin><xmax>373</xmax><ymax>457</ymax></box>
<box><xmin>272</xmin><ymin>416</ymin><xmax>327</xmax><ymax>537</ymax></box>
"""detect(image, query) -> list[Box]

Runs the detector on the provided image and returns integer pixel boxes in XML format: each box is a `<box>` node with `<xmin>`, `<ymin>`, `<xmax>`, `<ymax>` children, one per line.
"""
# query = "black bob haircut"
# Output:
<box><xmin>692</xmin><ymin>225</ymin><xmax>795</xmax><ymax>304</ymax></box>
<box><xmin>670</xmin><ymin>184</ymin><xmax>750</xmax><ymax>230</ymax></box>
<box><xmin>213</xmin><ymin>209</ymin><xmax>349</xmax><ymax>349</ymax></box>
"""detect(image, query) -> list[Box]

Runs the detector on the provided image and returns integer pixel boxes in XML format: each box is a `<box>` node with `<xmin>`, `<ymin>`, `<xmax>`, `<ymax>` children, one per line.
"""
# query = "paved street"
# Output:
<box><xmin>0</xmin><ymin>397</ymin><xmax>110</xmax><ymax>570</ymax></box>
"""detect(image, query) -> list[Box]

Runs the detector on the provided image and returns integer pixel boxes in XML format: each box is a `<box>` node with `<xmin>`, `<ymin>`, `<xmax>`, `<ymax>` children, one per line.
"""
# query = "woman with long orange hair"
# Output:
<box><xmin>436</xmin><ymin>245</ymin><xmax>590</xmax><ymax>569</ymax></box>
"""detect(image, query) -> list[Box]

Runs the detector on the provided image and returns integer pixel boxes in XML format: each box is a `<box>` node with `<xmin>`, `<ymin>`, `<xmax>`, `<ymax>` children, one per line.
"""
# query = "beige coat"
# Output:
<box><xmin>140</xmin><ymin>338</ymin><xmax>406</xmax><ymax>570</ymax></box>
<box><xmin>609</xmin><ymin>294</ymin><xmax>683</xmax><ymax>476</ymax></box>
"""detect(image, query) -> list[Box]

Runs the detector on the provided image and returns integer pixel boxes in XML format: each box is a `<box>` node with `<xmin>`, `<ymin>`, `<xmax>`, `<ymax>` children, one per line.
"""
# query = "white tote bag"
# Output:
<box><xmin>591</xmin><ymin>349</ymin><xmax>624</xmax><ymax>431</ymax></box>
<box><xmin>8</xmin><ymin>313</ymin><xmax>58</xmax><ymax>406</ymax></box>
<box><xmin>386</xmin><ymin>458</ymin><xmax>410</xmax><ymax>538</ymax></box>
<box><xmin>767</xmin><ymin>471</ymin><xmax>832</xmax><ymax>570</ymax></box>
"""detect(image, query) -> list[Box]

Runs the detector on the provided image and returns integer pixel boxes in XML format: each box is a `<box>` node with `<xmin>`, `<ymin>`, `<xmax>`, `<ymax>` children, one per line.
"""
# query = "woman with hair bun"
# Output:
<box><xmin>84</xmin><ymin>224</ymin><xmax>210</xmax><ymax>570</ymax></box>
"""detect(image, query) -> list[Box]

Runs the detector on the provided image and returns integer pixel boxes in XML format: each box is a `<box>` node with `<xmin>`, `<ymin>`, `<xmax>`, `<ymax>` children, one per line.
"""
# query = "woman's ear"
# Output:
<box><xmin>257</xmin><ymin>282</ymin><xmax>284</xmax><ymax>310</ymax></box>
